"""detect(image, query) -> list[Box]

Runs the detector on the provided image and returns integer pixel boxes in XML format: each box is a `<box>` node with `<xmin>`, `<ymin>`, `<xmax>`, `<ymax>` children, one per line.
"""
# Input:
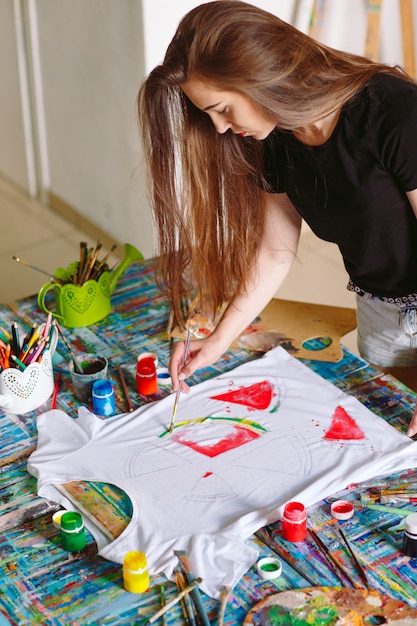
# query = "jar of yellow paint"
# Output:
<box><xmin>123</xmin><ymin>551</ymin><xmax>149</xmax><ymax>593</ymax></box>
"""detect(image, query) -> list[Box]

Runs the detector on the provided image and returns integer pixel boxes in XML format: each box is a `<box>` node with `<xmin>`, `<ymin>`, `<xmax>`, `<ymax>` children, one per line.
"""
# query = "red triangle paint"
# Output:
<box><xmin>210</xmin><ymin>380</ymin><xmax>273</xmax><ymax>410</ymax></box>
<box><xmin>323</xmin><ymin>405</ymin><xmax>365</xmax><ymax>440</ymax></box>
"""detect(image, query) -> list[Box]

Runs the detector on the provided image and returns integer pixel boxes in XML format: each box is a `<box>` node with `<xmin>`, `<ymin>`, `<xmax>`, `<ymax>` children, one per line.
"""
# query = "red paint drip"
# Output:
<box><xmin>323</xmin><ymin>405</ymin><xmax>365</xmax><ymax>440</ymax></box>
<box><xmin>210</xmin><ymin>380</ymin><xmax>273</xmax><ymax>410</ymax></box>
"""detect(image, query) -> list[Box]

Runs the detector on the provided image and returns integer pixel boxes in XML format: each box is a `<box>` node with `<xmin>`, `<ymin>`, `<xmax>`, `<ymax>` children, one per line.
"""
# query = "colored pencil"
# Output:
<box><xmin>11</xmin><ymin>354</ymin><xmax>27</xmax><ymax>370</ymax></box>
<box><xmin>117</xmin><ymin>365</ymin><xmax>134</xmax><ymax>412</ymax></box>
<box><xmin>146</xmin><ymin>578</ymin><xmax>203</xmax><ymax>624</ymax></box>
<box><xmin>309</xmin><ymin>529</ymin><xmax>358</xmax><ymax>588</ymax></box>
<box><xmin>338</xmin><ymin>527</ymin><xmax>368</xmax><ymax>587</ymax></box>
<box><xmin>169</xmin><ymin>328</ymin><xmax>191</xmax><ymax>432</ymax></box>
<box><xmin>51</xmin><ymin>372</ymin><xmax>61</xmax><ymax>410</ymax></box>
<box><xmin>11</xmin><ymin>321</ymin><xmax>20</xmax><ymax>355</ymax></box>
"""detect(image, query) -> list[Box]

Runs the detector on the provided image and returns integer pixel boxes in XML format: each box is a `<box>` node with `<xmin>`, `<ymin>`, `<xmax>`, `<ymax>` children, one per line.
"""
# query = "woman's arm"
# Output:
<box><xmin>169</xmin><ymin>191</ymin><xmax>302</xmax><ymax>389</ymax></box>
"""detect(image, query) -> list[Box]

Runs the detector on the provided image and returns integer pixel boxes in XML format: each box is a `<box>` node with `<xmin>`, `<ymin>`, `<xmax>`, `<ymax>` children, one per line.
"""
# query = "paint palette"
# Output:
<box><xmin>243</xmin><ymin>587</ymin><xmax>417</xmax><ymax>625</ymax></box>
<box><xmin>172</xmin><ymin>298</ymin><xmax>357</xmax><ymax>362</ymax></box>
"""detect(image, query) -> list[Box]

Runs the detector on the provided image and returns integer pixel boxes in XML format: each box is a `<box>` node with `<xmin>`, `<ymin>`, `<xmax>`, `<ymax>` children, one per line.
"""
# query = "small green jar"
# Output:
<box><xmin>60</xmin><ymin>511</ymin><xmax>86</xmax><ymax>552</ymax></box>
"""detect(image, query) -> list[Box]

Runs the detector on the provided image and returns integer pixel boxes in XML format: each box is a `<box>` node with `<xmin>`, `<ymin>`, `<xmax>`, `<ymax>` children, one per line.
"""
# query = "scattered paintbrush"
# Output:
<box><xmin>359</xmin><ymin>501</ymin><xmax>417</xmax><ymax>516</ymax></box>
<box><xmin>380</xmin><ymin>494</ymin><xmax>417</xmax><ymax>504</ymax></box>
<box><xmin>338</xmin><ymin>527</ymin><xmax>368</xmax><ymax>588</ymax></box>
<box><xmin>217</xmin><ymin>585</ymin><xmax>231</xmax><ymax>626</ymax></box>
<box><xmin>174</xmin><ymin>550</ymin><xmax>211</xmax><ymax>626</ymax></box>
<box><xmin>159</xmin><ymin>584</ymin><xmax>167</xmax><ymax>626</ymax></box>
<box><xmin>145</xmin><ymin>578</ymin><xmax>203</xmax><ymax>625</ymax></box>
<box><xmin>309</xmin><ymin>529</ymin><xmax>358</xmax><ymax>588</ymax></box>
<box><xmin>175</xmin><ymin>571</ymin><xmax>195</xmax><ymax>626</ymax></box>
<box><xmin>117</xmin><ymin>365</ymin><xmax>134</xmax><ymax>412</ymax></box>
<box><xmin>255</xmin><ymin>528</ymin><xmax>317</xmax><ymax>586</ymax></box>
<box><xmin>169</xmin><ymin>328</ymin><xmax>191</xmax><ymax>432</ymax></box>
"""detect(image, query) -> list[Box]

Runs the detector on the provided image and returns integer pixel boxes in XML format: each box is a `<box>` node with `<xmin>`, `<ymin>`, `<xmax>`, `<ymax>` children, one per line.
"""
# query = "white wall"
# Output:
<box><xmin>33</xmin><ymin>0</ymin><xmax>154</xmax><ymax>257</ymax></box>
<box><xmin>0</xmin><ymin>1</ymin><xmax>36</xmax><ymax>194</ymax></box>
<box><xmin>1</xmin><ymin>0</ymin><xmax>417</xmax><ymax>259</ymax></box>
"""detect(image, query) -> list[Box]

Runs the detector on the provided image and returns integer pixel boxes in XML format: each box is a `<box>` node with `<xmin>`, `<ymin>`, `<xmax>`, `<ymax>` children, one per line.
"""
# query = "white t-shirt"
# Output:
<box><xmin>28</xmin><ymin>346</ymin><xmax>417</xmax><ymax>598</ymax></box>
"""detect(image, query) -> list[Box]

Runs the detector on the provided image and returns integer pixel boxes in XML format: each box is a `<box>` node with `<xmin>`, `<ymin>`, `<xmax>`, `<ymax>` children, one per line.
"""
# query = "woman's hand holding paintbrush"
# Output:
<box><xmin>169</xmin><ymin>328</ymin><xmax>191</xmax><ymax>432</ymax></box>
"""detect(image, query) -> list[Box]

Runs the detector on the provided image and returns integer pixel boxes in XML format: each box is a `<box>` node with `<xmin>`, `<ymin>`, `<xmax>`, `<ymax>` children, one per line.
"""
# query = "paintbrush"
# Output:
<box><xmin>338</xmin><ymin>527</ymin><xmax>368</xmax><ymax>588</ymax></box>
<box><xmin>117</xmin><ymin>365</ymin><xmax>134</xmax><ymax>412</ymax></box>
<box><xmin>54</xmin><ymin>321</ymin><xmax>83</xmax><ymax>373</ymax></box>
<box><xmin>12</xmin><ymin>256</ymin><xmax>64</xmax><ymax>283</ymax></box>
<box><xmin>217</xmin><ymin>585</ymin><xmax>231</xmax><ymax>626</ymax></box>
<box><xmin>169</xmin><ymin>328</ymin><xmax>191</xmax><ymax>432</ymax></box>
<box><xmin>77</xmin><ymin>241</ymin><xmax>87</xmax><ymax>284</ymax></box>
<box><xmin>174</xmin><ymin>550</ymin><xmax>210</xmax><ymax>626</ymax></box>
<box><xmin>359</xmin><ymin>501</ymin><xmax>417</xmax><ymax>516</ymax></box>
<box><xmin>176</xmin><ymin>570</ymin><xmax>196</xmax><ymax>626</ymax></box>
<box><xmin>309</xmin><ymin>529</ymin><xmax>358</xmax><ymax>588</ymax></box>
<box><xmin>380</xmin><ymin>494</ymin><xmax>417</xmax><ymax>504</ymax></box>
<box><xmin>166</xmin><ymin>309</ymin><xmax>174</xmax><ymax>350</ymax></box>
<box><xmin>82</xmin><ymin>242</ymin><xmax>102</xmax><ymax>283</ymax></box>
<box><xmin>146</xmin><ymin>578</ymin><xmax>203</xmax><ymax>625</ymax></box>
<box><xmin>89</xmin><ymin>243</ymin><xmax>117</xmax><ymax>280</ymax></box>
<box><xmin>159</xmin><ymin>584</ymin><xmax>167</xmax><ymax>626</ymax></box>
<box><xmin>255</xmin><ymin>528</ymin><xmax>317</xmax><ymax>586</ymax></box>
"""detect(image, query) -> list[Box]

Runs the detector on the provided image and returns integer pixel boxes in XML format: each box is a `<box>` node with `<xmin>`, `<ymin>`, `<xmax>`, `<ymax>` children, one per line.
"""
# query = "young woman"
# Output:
<box><xmin>138</xmin><ymin>1</ymin><xmax>417</xmax><ymax>436</ymax></box>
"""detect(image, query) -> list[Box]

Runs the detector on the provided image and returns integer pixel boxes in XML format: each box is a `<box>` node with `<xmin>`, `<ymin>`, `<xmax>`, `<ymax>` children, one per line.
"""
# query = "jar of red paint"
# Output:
<box><xmin>136</xmin><ymin>355</ymin><xmax>157</xmax><ymax>395</ymax></box>
<box><xmin>281</xmin><ymin>501</ymin><xmax>307</xmax><ymax>542</ymax></box>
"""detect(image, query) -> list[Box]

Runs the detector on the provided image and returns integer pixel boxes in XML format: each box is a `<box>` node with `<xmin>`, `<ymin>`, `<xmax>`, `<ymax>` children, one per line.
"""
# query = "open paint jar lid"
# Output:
<box><xmin>256</xmin><ymin>557</ymin><xmax>282</xmax><ymax>579</ymax></box>
<box><xmin>52</xmin><ymin>509</ymin><xmax>68</xmax><ymax>529</ymax></box>
<box><xmin>156</xmin><ymin>367</ymin><xmax>171</xmax><ymax>386</ymax></box>
<box><xmin>331</xmin><ymin>500</ymin><xmax>354</xmax><ymax>520</ymax></box>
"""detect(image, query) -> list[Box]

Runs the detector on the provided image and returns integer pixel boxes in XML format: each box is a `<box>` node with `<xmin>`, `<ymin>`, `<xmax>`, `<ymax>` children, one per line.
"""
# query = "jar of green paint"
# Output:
<box><xmin>60</xmin><ymin>511</ymin><xmax>86</xmax><ymax>552</ymax></box>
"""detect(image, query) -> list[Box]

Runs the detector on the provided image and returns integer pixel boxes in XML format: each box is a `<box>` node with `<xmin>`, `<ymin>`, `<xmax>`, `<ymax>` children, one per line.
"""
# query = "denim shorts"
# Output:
<box><xmin>356</xmin><ymin>294</ymin><xmax>417</xmax><ymax>367</ymax></box>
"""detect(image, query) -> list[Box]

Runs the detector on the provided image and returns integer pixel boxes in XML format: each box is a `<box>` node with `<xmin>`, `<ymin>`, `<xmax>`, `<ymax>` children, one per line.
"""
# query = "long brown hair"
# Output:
<box><xmin>138</xmin><ymin>0</ymin><xmax>411</xmax><ymax>325</ymax></box>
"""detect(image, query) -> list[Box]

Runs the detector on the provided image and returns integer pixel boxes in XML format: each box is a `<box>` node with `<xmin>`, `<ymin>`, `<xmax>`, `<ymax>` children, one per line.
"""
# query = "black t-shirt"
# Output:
<box><xmin>263</xmin><ymin>73</ymin><xmax>417</xmax><ymax>298</ymax></box>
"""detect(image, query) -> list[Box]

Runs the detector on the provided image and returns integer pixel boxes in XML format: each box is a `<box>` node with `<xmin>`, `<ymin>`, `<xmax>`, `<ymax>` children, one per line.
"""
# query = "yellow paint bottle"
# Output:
<box><xmin>123</xmin><ymin>551</ymin><xmax>149</xmax><ymax>593</ymax></box>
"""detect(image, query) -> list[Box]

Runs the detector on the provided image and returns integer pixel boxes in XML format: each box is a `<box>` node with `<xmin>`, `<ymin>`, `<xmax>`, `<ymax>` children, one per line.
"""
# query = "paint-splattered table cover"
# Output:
<box><xmin>1</xmin><ymin>258</ymin><xmax>417</xmax><ymax>625</ymax></box>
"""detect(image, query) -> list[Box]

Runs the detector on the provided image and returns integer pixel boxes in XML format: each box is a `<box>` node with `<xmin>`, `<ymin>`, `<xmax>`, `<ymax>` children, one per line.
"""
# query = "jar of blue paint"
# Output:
<box><xmin>92</xmin><ymin>379</ymin><xmax>116</xmax><ymax>416</ymax></box>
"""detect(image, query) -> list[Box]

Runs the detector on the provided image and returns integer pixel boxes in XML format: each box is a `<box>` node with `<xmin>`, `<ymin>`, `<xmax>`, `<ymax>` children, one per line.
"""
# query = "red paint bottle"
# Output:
<box><xmin>281</xmin><ymin>501</ymin><xmax>307</xmax><ymax>542</ymax></box>
<box><xmin>136</xmin><ymin>356</ymin><xmax>157</xmax><ymax>395</ymax></box>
